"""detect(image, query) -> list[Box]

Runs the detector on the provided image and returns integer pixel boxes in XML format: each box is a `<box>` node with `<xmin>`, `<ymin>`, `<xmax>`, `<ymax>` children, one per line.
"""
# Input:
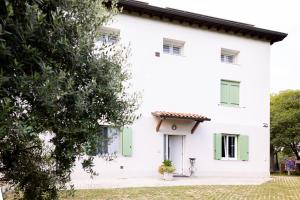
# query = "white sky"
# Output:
<box><xmin>141</xmin><ymin>0</ymin><xmax>300</xmax><ymax>93</ymax></box>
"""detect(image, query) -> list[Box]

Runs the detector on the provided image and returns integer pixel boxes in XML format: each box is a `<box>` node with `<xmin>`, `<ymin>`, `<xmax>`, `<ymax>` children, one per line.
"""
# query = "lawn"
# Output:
<box><xmin>60</xmin><ymin>175</ymin><xmax>300</xmax><ymax>200</ymax></box>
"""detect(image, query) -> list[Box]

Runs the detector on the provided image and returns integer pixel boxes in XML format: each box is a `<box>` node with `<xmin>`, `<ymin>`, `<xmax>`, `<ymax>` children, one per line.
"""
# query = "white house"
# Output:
<box><xmin>72</xmin><ymin>0</ymin><xmax>287</xmax><ymax>187</ymax></box>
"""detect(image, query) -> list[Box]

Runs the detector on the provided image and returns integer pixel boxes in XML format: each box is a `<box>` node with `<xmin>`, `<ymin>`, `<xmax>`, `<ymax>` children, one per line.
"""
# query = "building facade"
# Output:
<box><xmin>72</xmin><ymin>0</ymin><xmax>287</xmax><ymax>187</ymax></box>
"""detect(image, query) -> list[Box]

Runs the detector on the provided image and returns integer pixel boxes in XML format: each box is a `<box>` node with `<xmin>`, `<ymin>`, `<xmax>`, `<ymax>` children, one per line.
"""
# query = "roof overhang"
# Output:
<box><xmin>114</xmin><ymin>0</ymin><xmax>287</xmax><ymax>44</ymax></box>
<box><xmin>152</xmin><ymin>111</ymin><xmax>211</xmax><ymax>134</ymax></box>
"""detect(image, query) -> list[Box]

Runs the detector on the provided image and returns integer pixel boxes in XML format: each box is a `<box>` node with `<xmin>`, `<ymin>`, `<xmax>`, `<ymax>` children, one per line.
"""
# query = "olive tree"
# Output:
<box><xmin>0</xmin><ymin>0</ymin><xmax>139</xmax><ymax>199</ymax></box>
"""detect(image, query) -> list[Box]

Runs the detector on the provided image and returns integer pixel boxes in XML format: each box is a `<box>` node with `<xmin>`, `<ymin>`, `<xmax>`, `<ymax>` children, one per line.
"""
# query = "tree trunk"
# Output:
<box><xmin>275</xmin><ymin>151</ymin><xmax>279</xmax><ymax>171</ymax></box>
<box><xmin>270</xmin><ymin>144</ymin><xmax>276</xmax><ymax>172</ymax></box>
<box><xmin>291</xmin><ymin>146</ymin><xmax>300</xmax><ymax>172</ymax></box>
<box><xmin>296</xmin><ymin>160</ymin><xmax>300</xmax><ymax>173</ymax></box>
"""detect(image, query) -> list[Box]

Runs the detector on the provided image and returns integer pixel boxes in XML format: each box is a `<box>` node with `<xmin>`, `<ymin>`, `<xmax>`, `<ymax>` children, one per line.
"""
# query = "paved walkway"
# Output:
<box><xmin>72</xmin><ymin>176</ymin><xmax>271</xmax><ymax>189</ymax></box>
<box><xmin>63</xmin><ymin>176</ymin><xmax>300</xmax><ymax>200</ymax></box>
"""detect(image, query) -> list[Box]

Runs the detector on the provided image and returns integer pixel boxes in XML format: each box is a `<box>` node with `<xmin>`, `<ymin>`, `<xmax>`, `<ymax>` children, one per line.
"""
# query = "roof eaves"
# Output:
<box><xmin>118</xmin><ymin>0</ymin><xmax>288</xmax><ymax>44</ymax></box>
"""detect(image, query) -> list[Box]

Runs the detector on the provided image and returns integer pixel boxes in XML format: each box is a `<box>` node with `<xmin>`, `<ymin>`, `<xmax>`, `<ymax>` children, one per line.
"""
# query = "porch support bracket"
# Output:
<box><xmin>191</xmin><ymin>121</ymin><xmax>201</xmax><ymax>134</ymax></box>
<box><xmin>156</xmin><ymin>118</ymin><xmax>164</xmax><ymax>132</ymax></box>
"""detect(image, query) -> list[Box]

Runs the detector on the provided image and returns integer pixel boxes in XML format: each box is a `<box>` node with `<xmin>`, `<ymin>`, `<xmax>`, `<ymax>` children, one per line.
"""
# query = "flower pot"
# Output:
<box><xmin>163</xmin><ymin>172</ymin><xmax>173</xmax><ymax>181</ymax></box>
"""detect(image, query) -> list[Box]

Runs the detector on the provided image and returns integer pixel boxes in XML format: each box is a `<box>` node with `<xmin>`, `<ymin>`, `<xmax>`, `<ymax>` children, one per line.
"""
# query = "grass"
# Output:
<box><xmin>60</xmin><ymin>175</ymin><xmax>300</xmax><ymax>200</ymax></box>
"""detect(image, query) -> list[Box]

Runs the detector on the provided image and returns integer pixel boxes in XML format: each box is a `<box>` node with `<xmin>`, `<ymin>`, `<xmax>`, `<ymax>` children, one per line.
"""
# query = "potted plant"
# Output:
<box><xmin>158</xmin><ymin>160</ymin><xmax>176</xmax><ymax>181</ymax></box>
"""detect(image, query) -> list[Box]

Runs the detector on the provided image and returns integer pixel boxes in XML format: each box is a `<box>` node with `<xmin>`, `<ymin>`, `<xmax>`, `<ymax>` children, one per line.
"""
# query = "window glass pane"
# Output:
<box><xmin>227</xmin><ymin>55</ymin><xmax>234</xmax><ymax>63</ymax></box>
<box><xmin>221</xmin><ymin>54</ymin><xmax>235</xmax><ymax>63</ymax></box>
<box><xmin>107</xmin><ymin>127</ymin><xmax>119</xmax><ymax>154</ymax></box>
<box><xmin>222</xmin><ymin>135</ymin><xmax>226</xmax><ymax>158</ymax></box>
<box><xmin>163</xmin><ymin>44</ymin><xmax>170</xmax><ymax>53</ymax></box>
<box><xmin>97</xmin><ymin>33</ymin><xmax>119</xmax><ymax>44</ymax></box>
<box><xmin>228</xmin><ymin>136</ymin><xmax>235</xmax><ymax>158</ymax></box>
<box><xmin>98</xmin><ymin>127</ymin><xmax>108</xmax><ymax>154</ymax></box>
<box><xmin>221</xmin><ymin>54</ymin><xmax>225</xmax><ymax>62</ymax></box>
<box><xmin>86</xmin><ymin>127</ymin><xmax>120</xmax><ymax>156</ymax></box>
<box><xmin>97</xmin><ymin>34</ymin><xmax>107</xmax><ymax>43</ymax></box>
<box><xmin>108</xmin><ymin>35</ymin><xmax>118</xmax><ymax>44</ymax></box>
<box><xmin>173</xmin><ymin>46</ymin><xmax>181</xmax><ymax>55</ymax></box>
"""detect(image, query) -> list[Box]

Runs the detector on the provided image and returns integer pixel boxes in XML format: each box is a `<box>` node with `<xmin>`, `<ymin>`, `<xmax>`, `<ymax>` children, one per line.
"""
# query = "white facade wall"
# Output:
<box><xmin>72</xmin><ymin>13</ymin><xmax>271</xmax><ymax>186</ymax></box>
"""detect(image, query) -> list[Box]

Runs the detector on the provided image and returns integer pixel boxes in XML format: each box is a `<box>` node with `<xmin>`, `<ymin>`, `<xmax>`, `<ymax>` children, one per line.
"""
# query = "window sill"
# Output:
<box><xmin>221</xmin><ymin>158</ymin><xmax>238</xmax><ymax>161</ymax></box>
<box><xmin>163</xmin><ymin>52</ymin><xmax>185</xmax><ymax>57</ymax></box>
<box><xmin>218</xmin><ymin>104</ymin><xmax>246</xmax><ymax>109</ymax></box>
<box><xmin>220</xmin><ymin>62</ymin><xmax>241</xmax><ymax>66</ymax></box>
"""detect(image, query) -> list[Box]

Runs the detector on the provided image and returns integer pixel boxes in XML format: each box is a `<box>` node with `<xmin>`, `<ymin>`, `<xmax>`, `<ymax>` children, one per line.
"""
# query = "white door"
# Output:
<box><xmin>168</xmin><ymin>135</ymin><xmax>184</xmax><ymax>175</ymax></box>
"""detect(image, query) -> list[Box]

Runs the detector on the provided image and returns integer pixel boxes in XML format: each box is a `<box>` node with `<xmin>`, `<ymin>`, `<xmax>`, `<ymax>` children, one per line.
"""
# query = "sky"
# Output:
<box><xmin>141</xmin><ymin>0</ymin><xmax>300</xmax><ymax>93</ymax></box>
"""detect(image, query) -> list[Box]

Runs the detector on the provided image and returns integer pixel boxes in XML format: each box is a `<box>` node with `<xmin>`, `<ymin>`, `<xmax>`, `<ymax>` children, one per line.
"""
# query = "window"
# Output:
<box><xmin>172</xmin><ymin>45</ymin><xmax>181</xmax><ymax>55</ymax></box>
<box><xmin>214</xmin><ymin>133</ymin><xmax>249</xmax><ymax>161</ymax></box>
<box><xmin>221</xmin><ymin>54</ymin><xmax>234</xmax><ymax>63</ymax></box>
<box><xmin>222</xmin><ymin>135</ymin><xmax>237</xmax><ymax>159</ymax></box>
<box><xmin>163</xmin><ymin>38</ymin><xmax>184</xmax><ymax>56</ymax></box>
<box><xmin>96</xmin><ymin>28</ymin><xmax>120</xmax><ymax>45</ymax></box>
<box><xmin>86</xmin><ymin>127</ymin><xmax>133</xmax><ymax>157</ymax></box>
<box><xmin>220</xmin><ymin>80</ymin><xmax>240</xmax><ymax>106</ymax></box>
<box><xmin>87</xmin><ymin>127</ymin><xmax>120</xmax><ymax>156</ymax></box>
<box><xmin>98</xmin><ymin>33</ymin><xmax>119</xmax><ymax>44</ymax></box>
<box><xmin>163</xmin><ymin>44</ymin><xmax>170</xmax><ymax>54</ymax></box>
<box><xmin>221</xmin><ymin>48</ymin><xmax>239</xmax><ymax>64</ymax></box>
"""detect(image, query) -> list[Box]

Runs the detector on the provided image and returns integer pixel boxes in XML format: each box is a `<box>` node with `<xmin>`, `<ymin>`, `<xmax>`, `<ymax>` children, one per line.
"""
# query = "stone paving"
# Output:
<box><xmin>62</xmin><ymin>176</ymin><xmax>300</xmax><ymax>200</ymax></box>
<box><xmin>72</xmin><ymin>176</ymin><xmax>271</xmax><ymax>189</ymax></box>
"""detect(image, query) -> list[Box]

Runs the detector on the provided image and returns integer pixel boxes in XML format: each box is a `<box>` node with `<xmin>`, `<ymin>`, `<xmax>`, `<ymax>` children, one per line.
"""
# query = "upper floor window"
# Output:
<box><xmin>221</xmin><ymin>48</ymin><xmax>239</xmax><ymax>64</ymax></box>
<box><xmin>163</xmin><ymin>38</ymin><xmax>184</xmax><ymax>56</ymax></box>
<box><xmin>99</xmin><ymin>33</ymin><xmax>119</xmax><ymax>44</ymax></box>
<box><xmin>96</xmin><ymin>27</ymin><xmax>120</xmax><ymax>45</ymax></box>
<box><xmin>220</xmin><ymin>80</ymin><xmax>240</xmax><ymax>106</ymax></box>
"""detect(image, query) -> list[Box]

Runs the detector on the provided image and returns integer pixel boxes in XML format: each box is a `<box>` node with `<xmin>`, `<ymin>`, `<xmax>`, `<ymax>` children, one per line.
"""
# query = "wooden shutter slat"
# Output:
<box><xmin>230</xmin><ymin>83</ymin><xmax>240</xmax><ymax>105</ymax></box>
<box><xmin>238</xmin><ymin>135</ymin><xmax>249</xmax><ymax>161</ymax></box>
<box><xmin>221</xmin><ymin>80</ymin><xmax>240</xmax><ymax>106</ymax></box>
<box><xmin>221</xmin><ymin>81</ymin><xmax>229</xmax><ymax>104</ymax></box>
<box><xmin>214</xmin><ymin>133</ymin><xmax>222</xmax><ymax>160</ymax></box>
<box><xmin>122</xmin><ymin>127</ymin><xmax>132</xmax><ymax>156</ymax></box>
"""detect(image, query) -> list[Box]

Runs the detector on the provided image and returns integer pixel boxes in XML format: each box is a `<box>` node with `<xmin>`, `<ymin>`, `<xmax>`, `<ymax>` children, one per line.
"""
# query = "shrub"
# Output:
<box><xmin>158</xmin><ymin>160</ymin><xmax>176</xmax><ymax>174</ymax></box>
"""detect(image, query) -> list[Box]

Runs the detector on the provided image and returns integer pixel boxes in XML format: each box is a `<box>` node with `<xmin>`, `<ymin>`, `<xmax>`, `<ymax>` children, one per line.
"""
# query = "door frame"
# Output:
<box><xmin>164</xmin><ymin>134</ymin><xmax>185</xmax><ymax>175</ymax></box>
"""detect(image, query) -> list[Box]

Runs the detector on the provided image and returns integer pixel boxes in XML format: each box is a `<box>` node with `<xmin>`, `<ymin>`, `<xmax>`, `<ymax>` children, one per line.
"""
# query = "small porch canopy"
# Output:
<box><xmin>152</xmin><ymin>111</ymin><xmax>211</xmax><ymax>134</ymax></box>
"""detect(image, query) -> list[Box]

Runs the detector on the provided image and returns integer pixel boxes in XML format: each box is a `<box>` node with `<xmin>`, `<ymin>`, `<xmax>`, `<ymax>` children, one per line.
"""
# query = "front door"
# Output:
<box><xmin>165</xmin><ymin>135</ymin><xmax>184</xmax><ymax>175</ymax></box>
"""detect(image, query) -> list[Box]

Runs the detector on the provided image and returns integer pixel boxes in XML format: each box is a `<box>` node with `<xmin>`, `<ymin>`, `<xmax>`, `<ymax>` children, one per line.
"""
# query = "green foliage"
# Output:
<box><xmin>158</xmin><ymin>160</ymin><xmax>175</xmax><ymax>174</ymax></box>
<box><xmin>162</xmin><ymin>159</ymin><xmax>172</xmax><ymax>167</ymax></box>
<box><xmin>0</xmin><ymin>0</ymin><xmax>139</xmax><ymax>199</ymax></box>
<box><xmin>271</xmin><ymin>90</ymin><xmax>300</xmax><ymax>160</ymax></box>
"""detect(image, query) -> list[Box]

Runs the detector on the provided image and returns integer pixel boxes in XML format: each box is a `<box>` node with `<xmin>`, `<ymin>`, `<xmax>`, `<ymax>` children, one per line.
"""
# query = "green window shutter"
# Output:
<box><xmin>221</xmin><ymin>80</ymin><xmax>240</xmax><ymax>106</ymax></box>
<box><xmin>238</xmin><ymin>135</ymin><xmax>249</xmax><ymax>161</ymax></box>
<box><xmin>214</xmin><ymin>133</ymin><xmax>222</xmax><ymax>160</ymax></box>
<box><xmin>122</xmin><ymin>127</ymin><xmax>132</xmax><ymax>156</ymax></box>
<box><xmin>220</xmin><ymin>81</ymin><xmax>229</xmax><ymax>104</ymax></box>
<box><xmin>230</xmin><ymin>82</ymin><xmax>240</xmax><ymax>106</ymax></box>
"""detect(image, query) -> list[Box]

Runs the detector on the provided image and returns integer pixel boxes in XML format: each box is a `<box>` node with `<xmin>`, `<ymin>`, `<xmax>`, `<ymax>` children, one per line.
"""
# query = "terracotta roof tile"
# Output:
<box><xmin>152</xmin><ymin>111</ymin><xmax>211</xmax><ymax>121</ymax></box>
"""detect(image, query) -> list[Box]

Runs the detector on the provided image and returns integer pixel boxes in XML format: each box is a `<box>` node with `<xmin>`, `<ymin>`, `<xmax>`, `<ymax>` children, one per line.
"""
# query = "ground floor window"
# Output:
<box><xmin>214</xmin><ymin>133</ymin><xmax>249</xmax><ymax>161</ymax></box>
<box><xmin>87</xmin><ymin>127</ymin><xmax>119</xmax><ymax>156</ymax></box>
<box><xmin>222</xmin><ymin>135</ymin><xmax>237</xmax><ymax>160</ymax></box>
